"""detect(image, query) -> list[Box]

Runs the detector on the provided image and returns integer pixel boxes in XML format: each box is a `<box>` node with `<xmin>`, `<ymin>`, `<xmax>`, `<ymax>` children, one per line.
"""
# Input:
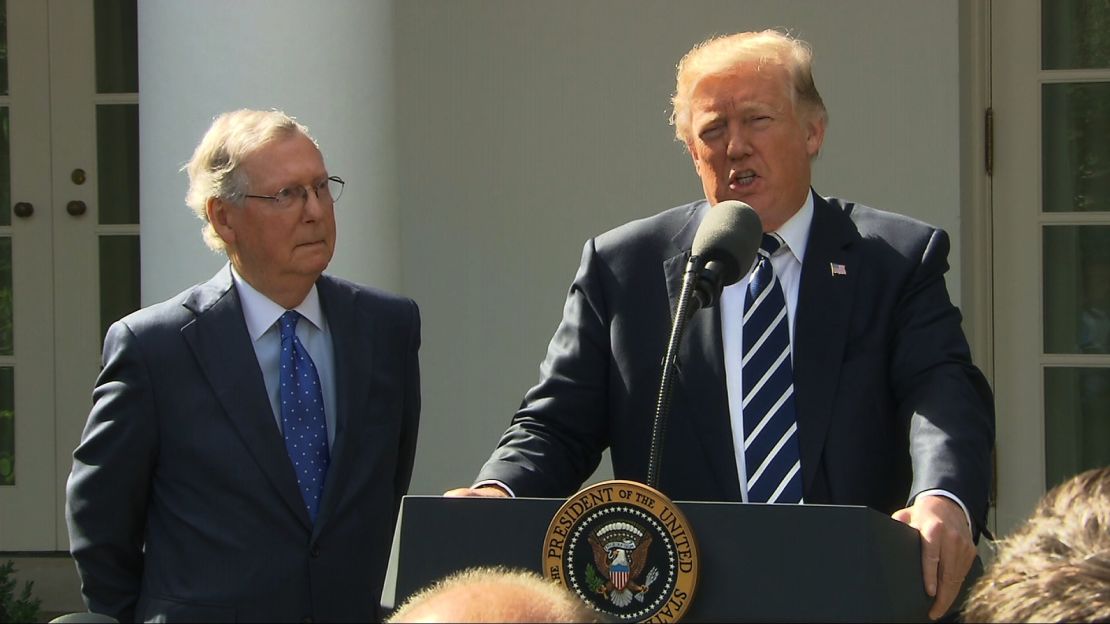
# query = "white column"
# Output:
<box><xmin>138</xmin><ymin>0</ymin><xmax>399</xmax><ymax>304</ymax></box>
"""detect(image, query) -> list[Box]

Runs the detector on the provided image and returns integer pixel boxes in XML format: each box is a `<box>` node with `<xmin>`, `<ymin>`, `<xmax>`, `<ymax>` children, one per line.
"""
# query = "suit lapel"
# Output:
<box><xmin>181</xmin><ymin>267</ymin><xmax>312</xmax><ymax>530</ymax></box>
<box><xmin>663</xmin><ymin>203</ymin><xmax>743</xmax><ymax>499</ymax></box>
<box><xmin>311</xmin><ymin>276</ymin><xmax>370</xmax><ymax>536</ymax></box>
<box><xmin>794</xmin><ymin>194</ymin><xmax>860</xmax><ymax>494</ymax></box>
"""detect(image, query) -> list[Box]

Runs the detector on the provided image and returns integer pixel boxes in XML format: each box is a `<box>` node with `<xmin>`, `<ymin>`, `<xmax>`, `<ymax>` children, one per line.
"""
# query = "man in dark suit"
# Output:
<box><xmin>66</xmin><ymin>109</ymin><xmax>421</xmax><ymax>622</ymax></box>
<box><xmin>447</xmin><ymin>30</ymin><xmax>993</xmax><ymax>620</ymax></box>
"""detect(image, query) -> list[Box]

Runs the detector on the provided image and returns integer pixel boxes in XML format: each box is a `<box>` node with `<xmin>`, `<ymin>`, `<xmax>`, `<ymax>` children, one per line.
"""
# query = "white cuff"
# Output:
<box><xmin>473</xmin><ymin>479</ymin><xmax>516</xmax><ymax>498</ymax></box>
<box><xmin>916</xmin><ymin>489</ymin><xmax>973</xmax><ymax>532</ymax></box>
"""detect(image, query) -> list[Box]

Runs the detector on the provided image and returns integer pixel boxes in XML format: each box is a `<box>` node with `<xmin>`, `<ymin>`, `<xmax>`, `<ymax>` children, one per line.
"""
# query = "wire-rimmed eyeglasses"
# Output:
<box><xmin>244</xmin><ymin>176</ymin><xmax>345</xmax><ymax>210</ymax></box>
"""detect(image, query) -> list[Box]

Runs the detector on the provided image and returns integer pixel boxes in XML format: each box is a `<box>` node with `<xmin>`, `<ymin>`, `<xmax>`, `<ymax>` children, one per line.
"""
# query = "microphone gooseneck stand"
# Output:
<box><xmin>646</xmin><ymin>257</ymin><xmax>703</xmax><ymax>490</ymax></box>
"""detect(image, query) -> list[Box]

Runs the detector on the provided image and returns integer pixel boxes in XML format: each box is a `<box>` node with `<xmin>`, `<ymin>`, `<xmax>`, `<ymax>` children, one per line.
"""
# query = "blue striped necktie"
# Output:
<box><xmin>278</xmin><ymin>311</ymin><xmax>330</xmax><ymax>522</ymax></box>
<box><xmin>742</xmin><ymin>234</ymin><xmax>804</xmax><ymax>504</ymax></box>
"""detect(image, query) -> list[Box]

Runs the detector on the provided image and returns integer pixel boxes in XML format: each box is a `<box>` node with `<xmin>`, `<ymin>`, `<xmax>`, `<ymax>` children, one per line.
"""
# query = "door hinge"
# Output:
<box><xmin>985</xmin><ymin>107</ymin><xmax>994</xmax><ymax>177</ymax></box>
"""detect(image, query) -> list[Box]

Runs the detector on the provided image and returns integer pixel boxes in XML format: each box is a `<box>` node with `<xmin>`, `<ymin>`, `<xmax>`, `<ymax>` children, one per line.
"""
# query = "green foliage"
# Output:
<box><xmin>0</xmin><ymin>237</ymin><xmax>10</xmax><ymax>354</ymax></box>
<box><xmin>0</xmin><ymin>1</ymin><xmax>6</xmax><ymax>97</ymax></box>
<box><xmin>0</xmin><ymin>2</ymin><xmax>7</xmax><ymax>66</ymax></box>
<box><xmin>585</xmin><ymin>563</ymin><xmax>605</xmax><ymax>594</ymax></box>
<box><xmin>0</xmin><ymin>409</ymin><xmax>12</xmax><ymax>486</ymax></box>
<box><xmin>1</xmin><ymin>107</ymin><xmax>10</xmax><ymax>222</ymax></box>
<box><xmin>0</xmin><ymin>561</ymin><xmax>42</xmax><ymax>623</ymax></box>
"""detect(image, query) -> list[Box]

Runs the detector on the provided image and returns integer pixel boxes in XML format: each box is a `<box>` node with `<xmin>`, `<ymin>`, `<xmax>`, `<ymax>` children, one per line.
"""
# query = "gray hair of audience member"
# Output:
<box><xmin>669</xmin><ymin>29</ymin><xmax>828</xmax><ymax>147</ymax></box>
<box><xmin>388</xmin><ymin>566</ymin><xmax>602</xmax><ymax>623</ymax></box>
<box><xmin>183</xmin><ymin>109</ymin><xmax>316</xmax><ymax>252</ymax></box>
<box><xmin>963</xmin><ymin>466</ymin><xmax>1110</xmax><ymax>623</ymax></box>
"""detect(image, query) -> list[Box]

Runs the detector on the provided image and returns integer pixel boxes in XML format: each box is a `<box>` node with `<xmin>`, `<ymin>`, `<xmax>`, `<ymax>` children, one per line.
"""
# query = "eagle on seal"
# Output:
<box><xmin>588</xmin><ymin>527</ymin><xmax>653</xmax><ymax>607</ymax></box>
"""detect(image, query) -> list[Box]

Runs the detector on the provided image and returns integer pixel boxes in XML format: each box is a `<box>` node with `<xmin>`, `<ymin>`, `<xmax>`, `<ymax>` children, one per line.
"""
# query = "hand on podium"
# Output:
<box><xmin>892</xmin><ymin>495</ymin><xmax>976</xmax><ymax>620</ymax></box>
<box><xmin>443</xmin><ymin>485</ymin><xmax>510</xmax><ymax>498</ymax></box>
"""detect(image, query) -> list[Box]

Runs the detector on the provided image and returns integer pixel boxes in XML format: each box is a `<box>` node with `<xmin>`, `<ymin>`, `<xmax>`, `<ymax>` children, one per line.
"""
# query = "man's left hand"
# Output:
<box><xmin>891</xmin><ymin>495</ymin><xmax>976</xmax><ymax>620</ymax></box>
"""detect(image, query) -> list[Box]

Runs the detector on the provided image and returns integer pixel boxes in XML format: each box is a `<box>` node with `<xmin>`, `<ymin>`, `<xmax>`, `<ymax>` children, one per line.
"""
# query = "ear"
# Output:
<box><xmin>804</xmin><ymin>116</ymin><xmax>827</xmax><ymax>157</ymax></box>
<box><xmin>687</xmin><ymin>140</ymin><xmax>711</xmax><ymax>182</ymax></box>
<box><xmin>686</xmin><ymin>140</ymin><xmax>700</xmax><ymax>165</ymax></box>
<box><xmin>205</xmin><ymin>197</ymin><xmax>236</xmax><ymax>247</ymax></box>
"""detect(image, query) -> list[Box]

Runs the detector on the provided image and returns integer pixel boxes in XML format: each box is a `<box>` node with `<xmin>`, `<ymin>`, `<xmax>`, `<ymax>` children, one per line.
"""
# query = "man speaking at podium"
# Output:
<box><xmin>448</xmin><ymin>31</ymin><xmax>994</xmax><ymax>620</ymax></box>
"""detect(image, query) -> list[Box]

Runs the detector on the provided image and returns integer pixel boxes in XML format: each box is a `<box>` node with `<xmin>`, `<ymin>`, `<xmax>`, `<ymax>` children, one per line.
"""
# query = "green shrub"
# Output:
<box><xmin>0</xmin><ymin>560</ymin><xmax>42</xmax><ymax>624</ymax></box>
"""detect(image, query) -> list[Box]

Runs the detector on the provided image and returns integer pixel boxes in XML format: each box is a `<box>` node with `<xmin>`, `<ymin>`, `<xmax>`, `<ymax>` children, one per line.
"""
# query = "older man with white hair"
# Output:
<box><xmin>66</xmin><ymin>109</ymin><xmax>421</xmax><ymax>623</ymax></box>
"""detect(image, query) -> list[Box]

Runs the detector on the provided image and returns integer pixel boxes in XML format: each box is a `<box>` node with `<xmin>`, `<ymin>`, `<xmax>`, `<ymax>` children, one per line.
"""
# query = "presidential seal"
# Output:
<box><xmin>542</xmin><ymin>480</ymin><xmax>698</xmax><ymax>622</ymax></box>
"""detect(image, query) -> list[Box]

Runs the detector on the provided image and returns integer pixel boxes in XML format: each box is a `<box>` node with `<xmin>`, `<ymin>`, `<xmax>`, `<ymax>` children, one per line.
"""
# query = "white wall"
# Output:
<box><xmin>139</xmin><ymin>0</ymin><xmax>964</xmax><ymax>497</ymax></box>
<box><xmin>397</xmin><ymin>0</ymin><xmax>963</xmax><ymax>495</ymax></box>
<box><xmin>138</xmin><ymin>0</ymin><xmax>400</xmax><ymax>303</ymax></box>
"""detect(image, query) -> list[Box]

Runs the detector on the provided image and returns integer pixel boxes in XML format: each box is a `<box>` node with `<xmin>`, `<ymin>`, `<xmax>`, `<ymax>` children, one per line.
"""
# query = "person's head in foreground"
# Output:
<box><xmin>963</xmin><ymin>466</ymin><xmax>1110</xmax><ymax>622</ymax></box>
<box><xmin>388</xmin><ymin>566</ymin><xmax>601</xmax><ymax>623</ymax></box>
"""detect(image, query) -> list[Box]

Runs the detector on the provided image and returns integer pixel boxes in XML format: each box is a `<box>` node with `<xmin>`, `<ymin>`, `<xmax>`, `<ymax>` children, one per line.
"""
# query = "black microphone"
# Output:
<box><xmin>646</xmin><ymin>200</ymin><xmax>763</xmax><ymax>490</ymax></box>
<box><xmin>687</xmin><ymin>200</ymin><xmax>763</xmax><ymax>311</ymax></box>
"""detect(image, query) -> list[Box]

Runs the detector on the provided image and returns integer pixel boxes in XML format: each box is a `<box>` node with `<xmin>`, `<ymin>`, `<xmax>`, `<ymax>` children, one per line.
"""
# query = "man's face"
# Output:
<box><xmin>218</xmin><ymin>133</ymin><xmax>336</xmax><ymax>294</ymax></box>
<box><xmin>685</xmin><ymin>62</ymin><xmax>825</xmax><ymax>231</ymax></box>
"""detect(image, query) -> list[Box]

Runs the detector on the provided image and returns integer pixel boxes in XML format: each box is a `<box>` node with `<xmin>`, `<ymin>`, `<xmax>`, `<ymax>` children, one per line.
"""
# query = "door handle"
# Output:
<box><xmin>13</xmin><ymin>202</ymin><xmax>33</xmax><ymax>218</ymax></box>
<box><xmin>66</xmin><ymin>200</ymin><xmax>87</xmax><ymax>216</ymax></box>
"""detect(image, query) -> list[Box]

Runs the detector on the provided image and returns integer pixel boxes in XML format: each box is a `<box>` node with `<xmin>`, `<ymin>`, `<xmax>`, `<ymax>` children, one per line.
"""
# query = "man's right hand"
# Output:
<box><xmin>443</xmin><ymin>486</ymin><xmax>510</xmax><ymax>498</ymax></box>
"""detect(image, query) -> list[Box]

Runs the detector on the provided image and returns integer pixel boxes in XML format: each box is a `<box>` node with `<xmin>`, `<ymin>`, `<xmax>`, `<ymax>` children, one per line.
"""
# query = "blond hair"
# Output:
<box><xmin>963</xmin><ymin>466</ymin><xmax>1110</xmax><ymax>622</ymax></box>
<box><xmin>388</xmin><ymin>566</ymin><xmax>600</xmax><ymax>623</ymax></box>
<box><xmin>669</xmin><ymin>29</ymin><xmax>827</xmax><ymax>146</ymax></box>
<box><xmin>183</xmin><ymin>109</ymin><xmax>315</xmax><ymax>251</ymax></box>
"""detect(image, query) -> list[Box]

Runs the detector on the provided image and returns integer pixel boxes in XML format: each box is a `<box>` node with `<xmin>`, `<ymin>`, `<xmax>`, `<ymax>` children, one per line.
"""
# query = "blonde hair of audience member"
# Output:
<box><xmin>388</xmin><ymin>566</ymin><xmax>601</xmax><ymax>623</ymax></box>
<box><xmin>963</xmin><ymin>466</ymin><xmax>1110</xmax><ymax>623</ymax></box>
<box><xmin>183</xmin><ymin>108</ymin><xmax>315</xmax><ymax>252</ymax></box>
<box><xmin>669</xmin><ymin>29</ymin><xmax>828</xmax><ymax>148</ymax></box>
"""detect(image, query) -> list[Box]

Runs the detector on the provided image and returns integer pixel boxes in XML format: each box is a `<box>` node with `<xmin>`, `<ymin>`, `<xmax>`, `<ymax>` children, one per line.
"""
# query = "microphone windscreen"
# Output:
<box><xmin>691</xmin><ymin>200</ymin><xmax>763</xmax><ymax>286</ymax></box>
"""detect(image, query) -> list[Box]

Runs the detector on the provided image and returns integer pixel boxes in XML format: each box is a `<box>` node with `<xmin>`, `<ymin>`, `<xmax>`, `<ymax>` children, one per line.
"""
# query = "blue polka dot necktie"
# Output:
<box><xmin>741</xmin><ymin>234</ymin><xmax>804</xmax><ymax>504</ymax></box>
<box><xmin>278</xmin><ymin>310</ymin><xmax>330</xmax><ymax>522</ymax></box>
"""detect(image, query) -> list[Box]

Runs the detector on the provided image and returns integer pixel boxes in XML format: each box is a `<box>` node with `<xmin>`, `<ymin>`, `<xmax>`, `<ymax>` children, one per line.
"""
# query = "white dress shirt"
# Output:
<box><xmin>230</xmin><ymin>266</ymin><xmax>337</xmax><ymax>449</ymax></box>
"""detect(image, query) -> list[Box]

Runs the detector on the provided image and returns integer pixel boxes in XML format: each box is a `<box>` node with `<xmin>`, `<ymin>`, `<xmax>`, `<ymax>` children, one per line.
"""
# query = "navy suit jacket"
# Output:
<box><xmin>66</xmin><ymin>267</ymin><xmax>421</xmax><ymax>622</ymax></box>
<box><xmin>476</xmin><ymin>192</ymin><xmax>994</xmax><ymax>534</ymax></box>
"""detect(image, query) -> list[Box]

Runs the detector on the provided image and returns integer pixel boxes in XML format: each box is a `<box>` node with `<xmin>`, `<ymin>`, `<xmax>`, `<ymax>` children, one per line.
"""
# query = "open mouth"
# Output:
<box><xmin>730</xmin><ymin>170</ymin><xmax>757</xmax><ymax>188</ymax></box>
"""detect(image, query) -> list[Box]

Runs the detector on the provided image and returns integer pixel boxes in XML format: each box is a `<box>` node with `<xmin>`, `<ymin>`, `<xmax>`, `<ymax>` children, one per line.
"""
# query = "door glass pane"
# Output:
<box><xmin>99</xmin><ymin>235</ymin><xmax>139</xmax><ymax>343</ymax></box>
<box><xmin>1042</xmin><ymin>0</ymin><xmax>1110</xmax><ymax>70</ymax></box>
<box><xmin>0</xmin><ymin>237</ymin><xmax>10</xmax><ymax>356</ymax></box>
<box><xmin>1044</xmin><ymin>367</ymin><xmax>1110</xmax><ymax>490</ymax></box>
<box><xmin>1</xmin><ymin>0</ymin><xmax>8</xmax><ymax>96</ymax></box>
<box><xmin>96</xmin><ymin>104</ymin><xmax>139</xmax><ymax>225</ymax></box>
<box><xmin>1042</xmin><ymin>82</ymin><xmax>1110</xmax><ymax>213</ymax></box>
<box><xmin>0</xmin><ymin>107</ymin><xmax>8</xmax><ymax>227</ymax></box>
<box><xmin>1044</xmin><ymin>226</ymin><xmax>1110</xmax><ymax>354</ymax></box>
<box><xmin>0</xmin><ymin>367</ymin><xmax>12</xmax><ymax>486</ymax></box>
<box><xmin>94</xmin><ymin>0</ymin><xmax>138</xmax><ymax>94</ymax></box>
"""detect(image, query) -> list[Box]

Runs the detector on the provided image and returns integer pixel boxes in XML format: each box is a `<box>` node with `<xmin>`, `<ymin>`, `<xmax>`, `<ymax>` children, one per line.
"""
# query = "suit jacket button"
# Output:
<box><xmin>310</xmin><ymin>545</ymin><xmax>320</xmax><ymax>558</ymax></box>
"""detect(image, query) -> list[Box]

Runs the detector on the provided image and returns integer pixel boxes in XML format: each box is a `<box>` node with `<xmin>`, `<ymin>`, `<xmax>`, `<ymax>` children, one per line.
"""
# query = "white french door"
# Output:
<box><xmin>992</xmin><ymin>0</ymin><xmax>1110</xmax><ymax>533</ymax></box>
<box><xmin>0</xmin><ymin>0</ymin><xmax>139</xmax><ymax>550</ymax></box>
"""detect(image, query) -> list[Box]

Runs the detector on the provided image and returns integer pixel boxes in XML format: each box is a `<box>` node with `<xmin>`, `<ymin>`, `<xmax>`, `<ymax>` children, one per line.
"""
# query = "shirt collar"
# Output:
<box><xmin>229</xmin><ymin>264</ymin><xmax>324</xmax><ymax>341</ymax></box>
<box><xmin>771</xmin><ymin>191</ymin><xmax>814</xmax><ymax>265</ymax></box>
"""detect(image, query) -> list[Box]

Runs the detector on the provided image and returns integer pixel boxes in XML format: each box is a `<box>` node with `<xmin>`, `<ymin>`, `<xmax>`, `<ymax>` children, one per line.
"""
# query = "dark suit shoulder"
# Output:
<box><xmin>822</xmin><ymin>195</ymin><xmax>945</xmax><ymax>264</ymax></box>
<box><xmin>319</xmin><ymin>274</ymin><xmax>416</xmax><ymax>310</ymax></box>
<box><xmin>110</xmin><ymin>282</ymin><xmax>217</xmax><ymax>341</ymax></box>
<box><xmin>828</xmin><ymin>196</ymin><xmax>940</xmax><ymax>240</ymax></box>
<box><xmin>319</xmin><ymin>272</ymin><xmax>417</xmax><ymax>313</ymax></box>
<box><xmin>593</xmin><ymin>200</ymin><xmax>704</xmax><ymax>254</ymax></box>
<box><xmin>317</xmin><ymin>274</ymin><xmax>420</xmax><ymax>338</ymax></box>
<box><xmin>579</xmin><ymin>200</ymin><xmax>706</xmax><ymax>286</ymax></box>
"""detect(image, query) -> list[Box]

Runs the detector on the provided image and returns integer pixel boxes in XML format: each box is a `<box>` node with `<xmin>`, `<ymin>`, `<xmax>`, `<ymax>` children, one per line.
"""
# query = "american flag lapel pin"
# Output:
<box><xmin>830</xmin><ymin>263</ymin><xmax>847</xmax><ymax>276</ymax></box>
